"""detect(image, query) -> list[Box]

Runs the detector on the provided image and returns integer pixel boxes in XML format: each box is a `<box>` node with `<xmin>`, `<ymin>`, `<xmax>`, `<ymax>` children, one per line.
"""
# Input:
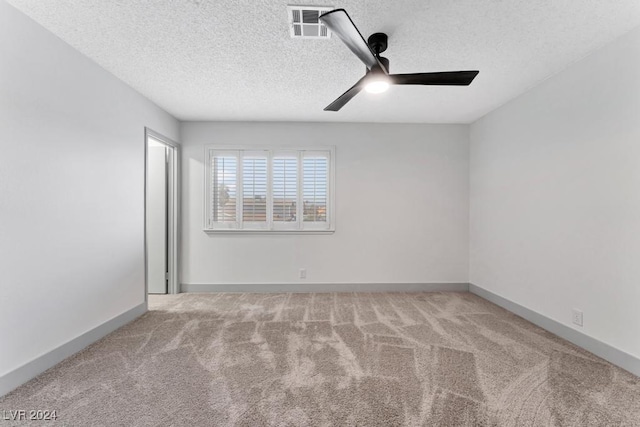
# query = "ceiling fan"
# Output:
<box><xmin>318</xmin><ymin>9</ymin><xmax>479</xmax><ymax>111</ymax></box>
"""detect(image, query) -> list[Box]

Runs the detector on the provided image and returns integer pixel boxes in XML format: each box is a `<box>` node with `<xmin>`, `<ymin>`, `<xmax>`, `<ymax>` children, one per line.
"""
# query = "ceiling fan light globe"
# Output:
<box><xmin>365</xmin><ymin>79</ymin><xmax>389</xmax><ymax>94</ymax></box>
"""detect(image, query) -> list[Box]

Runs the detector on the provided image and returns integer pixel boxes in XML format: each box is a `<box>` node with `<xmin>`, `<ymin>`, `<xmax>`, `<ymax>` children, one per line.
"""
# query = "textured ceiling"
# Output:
<box><xmin>6</xmin><ymin>0</ymin><xmax>640</xmax><ymax>123</ymax></box>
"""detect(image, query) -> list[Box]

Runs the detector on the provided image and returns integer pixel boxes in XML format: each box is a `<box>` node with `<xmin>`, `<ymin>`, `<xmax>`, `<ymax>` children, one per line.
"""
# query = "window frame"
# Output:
<box><xmin>204</xmin><ymin>145</ymin><xmax>335</xmax><ymax>234</ymax></box>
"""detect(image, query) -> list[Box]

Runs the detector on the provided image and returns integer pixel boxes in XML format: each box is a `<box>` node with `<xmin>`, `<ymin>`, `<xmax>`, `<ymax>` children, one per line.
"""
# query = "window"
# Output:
<box><xmin>205</xmin><ymin>146</ymin><xmax>335</xmax><ymax>232</ymax></box>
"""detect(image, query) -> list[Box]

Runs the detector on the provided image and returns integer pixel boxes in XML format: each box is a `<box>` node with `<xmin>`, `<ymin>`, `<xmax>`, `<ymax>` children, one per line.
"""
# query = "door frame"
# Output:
<box><xmin>144</xmin><ymin>127</ymin><xmax>180</xmax><ymax>296</ymax></box>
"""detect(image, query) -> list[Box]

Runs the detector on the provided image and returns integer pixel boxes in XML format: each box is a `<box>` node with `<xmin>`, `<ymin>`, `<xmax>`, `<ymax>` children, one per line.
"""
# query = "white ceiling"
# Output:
<box><xmin>6</xmin><ymin>0</ymin><xmax>640</xmax><ymax>123</ymax></box>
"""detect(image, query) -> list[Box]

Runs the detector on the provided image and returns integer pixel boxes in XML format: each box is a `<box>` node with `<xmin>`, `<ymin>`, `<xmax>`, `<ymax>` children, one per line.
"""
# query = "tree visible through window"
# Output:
<box><xmin>212</xmin><ymin>156</ymin><xmax>236</xmax><ymax>224</ymax></box>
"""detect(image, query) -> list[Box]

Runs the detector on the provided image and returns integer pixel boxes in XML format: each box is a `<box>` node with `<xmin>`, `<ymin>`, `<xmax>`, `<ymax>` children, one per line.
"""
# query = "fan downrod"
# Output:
<box><xmin>367</xmin><ymin>33</ymin><xmax>388</xmax><ymax>55</ymax></box>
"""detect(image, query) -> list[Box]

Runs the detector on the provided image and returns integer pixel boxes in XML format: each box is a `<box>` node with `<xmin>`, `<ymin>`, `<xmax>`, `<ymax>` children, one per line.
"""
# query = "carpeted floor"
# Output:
<box><xmin>2</xmin><ymin>292</ymin><xmax>639</xmax><ymax>426</ymax></box>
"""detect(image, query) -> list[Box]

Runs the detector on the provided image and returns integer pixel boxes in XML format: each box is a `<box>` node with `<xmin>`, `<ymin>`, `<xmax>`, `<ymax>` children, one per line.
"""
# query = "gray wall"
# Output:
<box><xmin>0</xmin><ymin>2</ymin><xmax>179</xmax><ymax>378</ymax></box>
<box><xmin>470</xmin><ymin>26</ymin><xmax>640</xmax><ymax>359</ymax></box>
<box><xmin>180</xmin><ymin>121</ymin><xmax>470</xmax><ymax>287</ymax></box>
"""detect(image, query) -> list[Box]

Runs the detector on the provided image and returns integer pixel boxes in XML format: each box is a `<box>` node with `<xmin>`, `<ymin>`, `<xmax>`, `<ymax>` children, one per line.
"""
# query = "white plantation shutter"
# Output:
<box><xmin>303</xmin><ymin>153</ymin><xmax>329</xmax><ymax>228</ymax></box>
<box><xmin>272</xmin><ymin>156</ymin><xmax>298</xmax><ymax>227</ymax></box>
<box><xmin>205</xmin><ymin>146</ymin><xmax>334</xmax><ymax>232</ymax></box>
<box><xmin>211</xmin><ymin>153</ymin><xmax>238</xmax><ymax>228</ymax></box>
<box><xmin>242</xmin><ymin>154</ymin><xmax>268</xmax><ymax>228</ymax></box>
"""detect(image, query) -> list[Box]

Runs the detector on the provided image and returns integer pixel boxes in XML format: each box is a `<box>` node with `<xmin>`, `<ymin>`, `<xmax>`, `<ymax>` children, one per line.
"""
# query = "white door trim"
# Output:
<box><xmin>144</xmin><ymin>127</ymin><xmax>180</xmax><ymax>296</ymax></box>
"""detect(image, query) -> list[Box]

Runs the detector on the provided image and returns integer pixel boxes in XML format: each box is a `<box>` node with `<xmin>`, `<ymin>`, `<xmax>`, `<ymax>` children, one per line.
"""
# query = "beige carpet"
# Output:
<box><xmin>1</xmin><ymin>292</ymin><xmax>639</xmax><ymax>426</ymax></box>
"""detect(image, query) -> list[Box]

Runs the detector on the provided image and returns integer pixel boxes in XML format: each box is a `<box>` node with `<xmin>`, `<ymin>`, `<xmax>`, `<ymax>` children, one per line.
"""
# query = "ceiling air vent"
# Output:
<box><xmin>287</xmin><ymin>6</ymin><xmax>333</xmax><ymax>39</ymax></box>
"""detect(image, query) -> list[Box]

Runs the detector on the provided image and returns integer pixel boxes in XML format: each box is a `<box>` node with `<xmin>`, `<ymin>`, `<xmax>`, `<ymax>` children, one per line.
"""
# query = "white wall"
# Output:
<box><xmin>0</xmin><ymin>1</ymin><xmax>179</xmax><ymax>378</ymax></box>
<box><xmin>470</xmin><ymin>26</ymin><xmax>640</xmax><ymax>358</ymax></box>
<box><xmin>181</xmin><ymin>122</ymin><xmax>469</xmax><ymax>286</ymax></box>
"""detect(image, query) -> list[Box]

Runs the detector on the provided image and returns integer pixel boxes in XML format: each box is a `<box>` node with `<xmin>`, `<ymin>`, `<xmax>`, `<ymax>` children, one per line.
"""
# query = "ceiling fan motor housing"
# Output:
<box><xmin>367</xmin><ymin>56</ymin><xmax>389</xmax><ymax>74</ymax></box>
<box><xmin>377</xmin><ymin>56</ymin><xmax>389</xmax><ymax>73</ymax></box>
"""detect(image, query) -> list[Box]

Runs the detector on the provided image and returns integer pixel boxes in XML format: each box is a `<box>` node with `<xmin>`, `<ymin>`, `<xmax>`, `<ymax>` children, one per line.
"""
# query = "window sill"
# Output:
<box><xmin>204</xmin><ymin>229</ymin><xmax>335</xmax><ymax>235</ymax></box>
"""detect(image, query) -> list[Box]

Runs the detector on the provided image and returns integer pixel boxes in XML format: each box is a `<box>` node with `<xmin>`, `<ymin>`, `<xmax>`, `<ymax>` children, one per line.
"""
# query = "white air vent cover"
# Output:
<box><xmin>287</xmin><ymin>6</ymin><xmax>333</xmax><ymax>39</ymax></box>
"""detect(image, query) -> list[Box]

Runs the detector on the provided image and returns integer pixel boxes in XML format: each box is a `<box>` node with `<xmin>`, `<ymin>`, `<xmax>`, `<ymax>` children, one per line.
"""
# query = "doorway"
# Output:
<box><xmin>145</xmin><ymin>128</ymin><xmax>179</xmax><ymax>295</ymax></box>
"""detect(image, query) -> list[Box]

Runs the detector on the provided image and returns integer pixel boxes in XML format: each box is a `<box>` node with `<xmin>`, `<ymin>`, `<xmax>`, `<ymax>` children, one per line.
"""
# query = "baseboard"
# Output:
<box><xmin>0</xmin><ymin>302</ymin><xmax>147</xmax><ymax>397</ymax></box>
<box><xmin>181</xmin><ymin>282</ymin><xmax>470</xmax><ymax>293</ymax></box>
<box><xmin>469</xmin><ymin>283</ymin><xmax>640</xmax><ymax>377</ymax></box>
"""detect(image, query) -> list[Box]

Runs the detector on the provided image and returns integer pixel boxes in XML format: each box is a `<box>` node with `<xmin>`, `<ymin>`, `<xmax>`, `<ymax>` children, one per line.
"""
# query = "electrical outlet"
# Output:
<box><xmin>572</xmin><ymin>309</ymin><xmax>583</xmax><ymax>327</ymax></box>
<box><xmin>299</xmin><ymin>268</ymin><xmax>307</xmax><ymax>279</ymax></box>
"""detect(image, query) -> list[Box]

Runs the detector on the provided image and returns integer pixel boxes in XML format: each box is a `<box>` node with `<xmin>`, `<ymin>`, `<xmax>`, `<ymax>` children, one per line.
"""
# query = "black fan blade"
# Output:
<box><xmin>320</xmin><ymin>9</ymin><xmax>385</xmax><ymax>72</ymax></box>
<box><xmin>324</xmin><ymin>76</ymin><xmax>368</xmax><ymax>111</ymax></box>
<box><xmin>391</xmin><ymin>71</ymin><xmax>479</xmax><ymax>86</ymax></box>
